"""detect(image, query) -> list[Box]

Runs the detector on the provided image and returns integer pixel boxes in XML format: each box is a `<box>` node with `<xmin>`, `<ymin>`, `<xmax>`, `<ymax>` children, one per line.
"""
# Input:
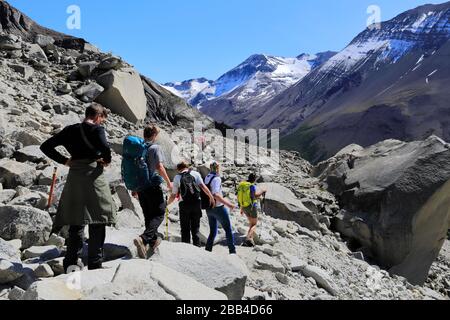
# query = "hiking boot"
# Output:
<box><xmin>147</xmin><ymin>237</ymin><xmax>162</xmax><ymax>257</ymax></box>
<box><xmin>242</xmin><ymin>239</ymin><xmax>255</xmax><ymax>247</ymax></box>
<box><xmin>134</xmin><ymin>237</ymin><xmax>148</xmax><ymax>259</ymax></box>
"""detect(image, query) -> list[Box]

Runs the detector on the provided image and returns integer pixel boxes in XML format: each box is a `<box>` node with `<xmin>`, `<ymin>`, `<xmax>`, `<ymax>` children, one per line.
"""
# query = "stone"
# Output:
<box><xmin>25</xmin><ymin>43</ymin><xmax>48</xmax><ymax>61</ymax></box>
<box><xmin>77</xmin><ymin>62</ymin><xmax>98</xmax><ymax>78</ymax></box>
<box><xmin>38</xmin><ymin>165</ymin><xmax>68</xmax><ymax>186</ymax></box>
<box><xmin>15</xmin><ymin>131</ymin><xmax>43</xmax><ymax>147</ymax></box>
<box><xmin>8</xmin><ymin>192</ymin><xmax>48</xmax><ymax>210</ymax></box>
<box><xmin>0</xmin><ymin>189</ymin><xmax>16</xmax><ymax>204</ymax></box>
<box><xmin>57</xmin><ymin>83</ymin><xmax>72</xmax><ymax>94</ymax></box>
<box><xmin>74</xmin><ymin>82</ymin><xmax>104</xmax><ymax>101</ymax></box>
<box><xmin>0</xmin><ymin>160</ymin><xmax>37</xmax><ymax>188</ymax></box>
<box><xmin>149</xmin><ymin>242</ymin><xmax>247</xmax><ymax>300</ymax></box>
<box><xmin>33</xmin><ymin>264</ymin><xmax>54</xmax><ymax>278</ymax></box>
<box><xmin>258</xmin><ymin>183</ymin><xmax>319</xmax><ymax>231</ymax></box>
<box><xmin>7</xmin><ymin>240</ymin><xmax>22</xmax><ymax>252</ymax></box>
<box><xmin>23</xmin><ymin>259</ymin><xmax>226</xmax><ymax>300</ymax></box>
<box><xmin>254</xmin><ymin>254</ymin><xmax>286</xmax><ymax>273</ymax></box>
<box><xmin>299</xmin><ymin>265</ymin><xmax>338</xmax><ymax>296</ymax></box>
<box><xmin>0</xmin><ymin>206</ymin><xmax>52</xmax><ymax>249</ymax></box>
<box><xmin>87</xmin><ymin>260</ymin><xmax>227</xmax><ymax>300</ymax></box>
<box><xmin>83</xmin><ymin>43</ymin><xmax>100</xmax><ymax>53</ymax></box>
<box><xmin>115</xmin><ymin>209</ymin><xmax>144</xmax><ymax>230</ymax></box>
<box><xmin>45</xmin><ymin>234</ymin><xmax>65</xmax><ymax>248</ymax></box>
<box><xmin>0</xmin><ymin>260</ymin><xmax>24</xmax><ymax>284</ymax></box>
<box><xmin>98</xmin><ymin>56</ymin><xmax>123</xmax><ymax>70</ymax></box>
<box><xmin>254</xmin><ymin>228</ymin><xmax>278</xmax><ymax>246</ymax></box>
<box><xmin>0</xmin><ymin>34</ymin><xmax>21</xmax><ymax>50</ymax></box>
<box><xmin>22</xmin><ymin>245</ymin><xmax>61</xmax><ymax>261</ymax></box>
<box><xmin>7</xmin><ymin>63</ymin><xmax>34</xmax><ymax>79</ymax></box>
<box><xmin>34</xmin><ymin>35</ymin><xmax>55</xmax><ymax>48</ymax></box>
<box><xmin>103</xmin><ymin>227</ymin><xmax>140</xmax><ymax>261</ymax></box>
<box><xmin>275</xmin><ymin>272</ymin><xmax>290</xmax><ymax>285</ymax></box>
<box><xmin>351</xmin><ymin>252</ymin><xmax>365</xmax><ymax>261</ymax></box>
<box><xmin>0</xmin><ymin>238</ymin><xmax>21</xmax><ymax>263</ymax></box>
<box><xmin>46</xmin><ymin>258</ymin><xmax>65</xmax><ymax>276</ymax></box>
<box><xmin>286</xmin><ymin>255</ymin><xmax>307</xmax><ymax>272</ymax></box>
<box><xmin>95</xmin><ymin>68</ymin><xmax>147</xmax><ymax>124</ymax></box>
<box><xmin>325</xmin><ymin>136</ymin><xmax>450</xmax><ymax>285</ymax></box>
<box><xmin>8</xmin><ymin>286</ymin><xmax>25</xmax><ymax>300</ymax></box>
<box><xmin>14</xmin><ymin>145</ymin><xmax>46</xmax><ymax>163</ymax></box>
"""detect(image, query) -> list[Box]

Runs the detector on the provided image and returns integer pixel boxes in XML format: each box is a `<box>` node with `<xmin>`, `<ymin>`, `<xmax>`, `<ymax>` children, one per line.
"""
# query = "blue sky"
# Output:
<box><xmin>8</xmin><ymin>0</ymin><xmax>446</xmax><ymax>83</ymax></box>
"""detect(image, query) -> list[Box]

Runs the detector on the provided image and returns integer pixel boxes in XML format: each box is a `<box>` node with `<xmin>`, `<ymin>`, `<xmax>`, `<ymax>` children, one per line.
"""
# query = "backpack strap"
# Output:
<box><xmin>80</xmin><ymin>124</ymin><xmax>98</xmax><ymax>155</ymax></box>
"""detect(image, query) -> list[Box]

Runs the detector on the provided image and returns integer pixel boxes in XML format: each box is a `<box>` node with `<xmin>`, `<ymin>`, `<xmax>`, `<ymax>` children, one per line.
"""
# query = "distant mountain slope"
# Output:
<box><xmin>244</xmin><ymin>1</ymin><xmax>450</xmax><ymax>163</ymax></box>
<box><xmin>163</xmin><ymin>52</ymin><xmax>336</xmax><ymax>127</ymax></box>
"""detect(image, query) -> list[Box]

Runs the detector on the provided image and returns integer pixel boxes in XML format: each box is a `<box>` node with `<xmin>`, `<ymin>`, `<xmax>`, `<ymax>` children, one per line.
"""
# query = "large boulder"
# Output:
<box><xmin>14</xmin><ymin>145</ymin><xmax>46</xmax><ymax>163</ymax></box>
<box><xmin>96</xmin><ymin>68</ymin><xmax>147</xmax><ymax>124</ymax></box>
<box><xmin>149</xmin><ymin>242</ymin><xmax>247</xmax><ymax>300</ymax></box>
<box><xmin>0</xmin><ymin>160</ymin><xmax>37</xmax><ymax>189</ymax></box>
<box><xmin>22</xmin><ymin>259</ymin><xmax>227</xmax><ymax>300</ymax></box>
<box><xmin>322</xmin><ymin>136</ymin><xmax>450</xmax><ymax>285</ymax></box>
<box><xmin>257</xmin><ymin>183</ymin><xmax>320</xmax><ymax>231</ymax></box>
<box><xmin>0</xmin><ymin>206</ymin><xmax>52</xmax><ymax>249</ymax></box>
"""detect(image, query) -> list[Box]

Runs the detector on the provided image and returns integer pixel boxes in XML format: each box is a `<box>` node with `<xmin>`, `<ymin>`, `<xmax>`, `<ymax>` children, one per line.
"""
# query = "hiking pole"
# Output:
<box><xmin>47</xmin><ymin>166</ymin><xmax>58</xmax><ymax>209</ymax></box>
<box><xmin>165</xmin><ymin>198</ymin><xmax>169</xmax><ymax>241</ymax></box>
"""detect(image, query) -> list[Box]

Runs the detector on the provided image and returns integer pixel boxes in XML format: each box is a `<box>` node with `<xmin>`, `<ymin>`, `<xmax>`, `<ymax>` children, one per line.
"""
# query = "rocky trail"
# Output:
<box><xmin>0</xmin><ymin>0</ymin><xmax>449</xmax><ymax>300</ymax></box>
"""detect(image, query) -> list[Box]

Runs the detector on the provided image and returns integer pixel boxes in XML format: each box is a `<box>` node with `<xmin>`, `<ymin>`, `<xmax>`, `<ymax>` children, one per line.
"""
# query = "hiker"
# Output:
<box><xmin>40</xmin><ymin>103</ymin><xmax>116</xmax><ymax>272</ymax></box>
<box><xmin>238</xmin><ymin>173</ymin><xmax>267</xmax><ymax>247</ymax></box>
<box><xmin>167</xmin><ymin>161</ymin><xmax>215</xmax><ymax>247</ymax></box>
<box><xmin>204</xmin><ymin>162</ymin><xmax>237</xmax><ymax>254</ymax></box>
<box><xmin>129</xmin><ymin>125</ymin><xmax>172</xmax><ymax>258</ymax></box>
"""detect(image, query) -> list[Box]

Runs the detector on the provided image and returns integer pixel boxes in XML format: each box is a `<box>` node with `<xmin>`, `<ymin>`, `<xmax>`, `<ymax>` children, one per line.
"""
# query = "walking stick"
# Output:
<box><xmin>165</xmin><ymin>204</ymin><xmax>169</xmax><ymax>241</ymax></box>
<box><xmin>47</xmin><ymin>166</ymin><xmax>58</xmax><ymax>209</ymax></box>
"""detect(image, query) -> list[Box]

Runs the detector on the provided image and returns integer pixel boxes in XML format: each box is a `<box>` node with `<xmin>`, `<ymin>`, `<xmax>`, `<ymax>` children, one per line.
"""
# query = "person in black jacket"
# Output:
<box><xmin>40</xmin><ymin>102</ymin><xmax>117</xmax><ymax>272</ymax></box>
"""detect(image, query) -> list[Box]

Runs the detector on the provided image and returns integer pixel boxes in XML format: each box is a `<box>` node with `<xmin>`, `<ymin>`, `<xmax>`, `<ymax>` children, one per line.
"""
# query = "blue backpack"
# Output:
<box><xmin>121</xmin><ymin>136</ymin><xmax>163</xmax><ymax>192</ymax></box>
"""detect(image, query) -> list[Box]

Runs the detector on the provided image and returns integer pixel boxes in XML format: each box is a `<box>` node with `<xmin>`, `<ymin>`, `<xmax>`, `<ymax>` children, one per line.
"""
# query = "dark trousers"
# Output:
<box><xmin>206</xmin><ymin>206</ymin><xmax>236</xmax><ymax>254</ymax></box>
<box><xmin>138</xmin><ymin>186</ymin><xmax>166</xmax><ymax>246</ymax></box>
<box><xmin>63</xmin><ymin>224</ymin><xmax>106</xmax><ymax>272</ymax></box>
<box><xmin>179</xmin><ymin>201</ymin><xmax>202</xmax><ymax>247</ymax></box>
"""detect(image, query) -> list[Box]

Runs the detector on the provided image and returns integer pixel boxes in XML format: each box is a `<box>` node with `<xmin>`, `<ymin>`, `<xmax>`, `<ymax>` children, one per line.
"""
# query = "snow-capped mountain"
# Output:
<box><xmin>231</xmin><ymin>1</ymin><xmax>450</xmax><ymax>163</ymax></box>
<box><xmin>164</xmin><ymin>52</ymin><xmax>336</xmax><ymax>126</ymax></box>
<box><xmin>162</xmin><ymin>78</ymin><xmax>215</xmax><ymax>106</ymax></box>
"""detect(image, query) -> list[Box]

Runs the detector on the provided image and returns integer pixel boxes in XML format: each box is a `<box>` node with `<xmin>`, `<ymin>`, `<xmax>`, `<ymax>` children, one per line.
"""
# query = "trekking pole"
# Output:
<box><xmin>165</xmin><ymin>200</ymin><xmax>169</xmax><ymax>241</ymax></box>
<box><xmin>47</xmin><ymin>166</ymin><xmax>58</xmax><ymax>209</ymax></box>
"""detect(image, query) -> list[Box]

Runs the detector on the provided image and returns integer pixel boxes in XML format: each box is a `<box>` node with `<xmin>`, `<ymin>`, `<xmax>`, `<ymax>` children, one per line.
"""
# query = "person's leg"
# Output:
<box><xmin>215</xmin><ymin>206</ymin><xmax>236</xmax><ymax>254</ymax></box>
<box><xmin>137</xmin><ymin>190</ymin><xmax>151</xmax><ymax>245</ymax></box>
<box><xmin>63</xmin><ymin>225</ymin><xmax>85</xmax><ymax>272</ymax></box>
<box><xmin>247</xmin><ymin>217</ymin><xmax>258</xmax><ymax>242</ymax></box>
<box><xmin>87</xmin><ymin>224</ymin><xmax>106</xmax><ymax>270</ymax></box>
<box><xmin>179</xmin><ymin>202</ymin><xmax>191</xmax><ymax>244</ymax></box>
<box><xmin>140</xmin><ymin>187</ymin><xmax>166</xmax><ymax>246</ymax></box>
<box><xmin>205</xmin><ymin>209</ymin><xmax>218</xmax><ymax>252</ymax></box>
<box><xmin>190</xmin><ymin>204</ymin><xmax>202</xmax><ymax>247</ymax></box>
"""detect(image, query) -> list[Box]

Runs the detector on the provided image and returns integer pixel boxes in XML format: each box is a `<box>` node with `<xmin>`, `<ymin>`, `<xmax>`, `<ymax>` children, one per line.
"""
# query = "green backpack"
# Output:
<box><xmin>237</xmin><ymin>181</ymin><xmax>255</xmax><ymax>208</ymax></box>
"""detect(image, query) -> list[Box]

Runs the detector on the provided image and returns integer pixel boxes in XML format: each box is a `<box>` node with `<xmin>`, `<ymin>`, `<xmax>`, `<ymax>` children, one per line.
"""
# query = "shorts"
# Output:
<box><xmin>243</xmin><ymin>204</ymin><xmax>259</xmax><ymax>219</ymax></box>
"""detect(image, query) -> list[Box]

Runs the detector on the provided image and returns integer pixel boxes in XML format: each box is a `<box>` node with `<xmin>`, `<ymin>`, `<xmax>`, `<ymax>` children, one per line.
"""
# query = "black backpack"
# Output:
<box><xmin>201</xmin><ymin>175</ymin><xmax>217</xmax><ymax>210</ymax></box>
<box><xmin>180</xmin><ymin>171</ymin><xmax>201</xmax><ymax>204</ymax></box>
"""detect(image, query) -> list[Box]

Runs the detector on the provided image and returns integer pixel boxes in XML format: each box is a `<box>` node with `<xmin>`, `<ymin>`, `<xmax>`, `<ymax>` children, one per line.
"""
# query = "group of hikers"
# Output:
<box><xmin>40</xmin><ymin>102</ymin><xmax>267</xmax><ymax>272</ymax></box>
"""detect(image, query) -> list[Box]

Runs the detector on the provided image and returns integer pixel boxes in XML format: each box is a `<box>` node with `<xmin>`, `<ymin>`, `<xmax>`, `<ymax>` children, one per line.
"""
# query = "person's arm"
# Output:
<box><xmin>167</xmin><ymin>193</ymin><xmax>177</xmax><ymax>206</ymax></box>
<box><xmin>199</xmin><ymin>183</ymin><xmax>215</xmax><ymax>207</ymax></box>
<box><xmin>255</xmin><ymin>189</ymin><xmax>267</xmax><ymax>198</ymax></box>
<box><xmin>40</xmin><ymin>129</ymin><xmax>70</xmax><ymax>166</ymax></box>
<box><xmin>157</xmin><ymin>163</ymin><xmax>173</xmax><ymax>190</ymax></box>
<box><xmin>214</xmin><ymin>193</ymin><xmax>235</xmax><ymax>210</ymax></box>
